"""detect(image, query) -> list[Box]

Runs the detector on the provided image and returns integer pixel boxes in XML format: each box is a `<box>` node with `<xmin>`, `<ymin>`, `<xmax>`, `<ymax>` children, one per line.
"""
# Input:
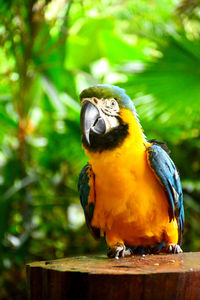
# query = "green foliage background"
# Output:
<box><xmin>0</xmin><ymin>0</ymin><xmax>200</xmax><ymax>298</ymax></box>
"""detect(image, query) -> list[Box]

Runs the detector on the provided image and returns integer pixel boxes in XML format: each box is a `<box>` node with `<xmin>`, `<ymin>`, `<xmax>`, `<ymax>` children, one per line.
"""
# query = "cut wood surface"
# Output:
<box><xmin>27</xmin><ymin>252</ymin><xmax>200</xmax><ymax>300</ymax></box>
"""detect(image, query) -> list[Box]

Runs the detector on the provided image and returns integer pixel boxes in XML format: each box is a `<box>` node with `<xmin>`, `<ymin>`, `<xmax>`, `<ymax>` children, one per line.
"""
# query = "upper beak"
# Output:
<box><xmin>80</xmin><ymin>101</ymin><xmax>106</xmax><ymax>144</ymax></box>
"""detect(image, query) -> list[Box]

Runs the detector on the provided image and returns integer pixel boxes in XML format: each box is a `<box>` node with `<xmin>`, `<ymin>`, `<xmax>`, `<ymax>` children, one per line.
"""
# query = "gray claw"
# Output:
<box><xmin>107</xmin><ymin>243</ymin><xmax>133</xmax><ymax>259</ymax></box>
<box><xmin>167</xmin><ymin>244</ymin><xmax>183</xmax><ymax>254</ymax></box>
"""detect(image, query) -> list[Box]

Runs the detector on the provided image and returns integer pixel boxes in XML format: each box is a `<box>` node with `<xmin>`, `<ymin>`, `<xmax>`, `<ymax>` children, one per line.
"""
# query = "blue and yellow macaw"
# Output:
<box><xmin>78</xmin><ymin>84</ymin><xmax>184</xmax><ymax>258</ymax></box>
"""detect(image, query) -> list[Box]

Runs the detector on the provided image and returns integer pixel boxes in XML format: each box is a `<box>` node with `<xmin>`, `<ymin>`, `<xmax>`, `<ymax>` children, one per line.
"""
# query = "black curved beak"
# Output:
<box><xmin>80</xmin><ymin>101</ymin><xmax>106</xmax><ymax>144</ymax></box>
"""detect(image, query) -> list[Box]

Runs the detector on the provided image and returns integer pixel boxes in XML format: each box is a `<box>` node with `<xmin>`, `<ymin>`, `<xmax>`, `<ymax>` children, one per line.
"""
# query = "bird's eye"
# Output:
<box><xmin>103</xmin><ymin>98</ymin><xmax>119</xmax><ymax>112</ymax></box>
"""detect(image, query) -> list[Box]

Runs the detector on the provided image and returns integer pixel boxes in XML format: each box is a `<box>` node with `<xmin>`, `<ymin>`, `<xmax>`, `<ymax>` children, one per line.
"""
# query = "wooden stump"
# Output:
<box><xmin>27</xmin><ymin>252</ymin><xmax>200</xmax><ymax>300</ymax></box>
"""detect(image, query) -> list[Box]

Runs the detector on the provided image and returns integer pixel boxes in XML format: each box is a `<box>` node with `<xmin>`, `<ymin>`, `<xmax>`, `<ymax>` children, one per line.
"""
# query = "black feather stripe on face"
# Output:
<box><xmin>82</xmin><ymin>117</ymin><xmax>129</xmax><ymax>152</ymax></box>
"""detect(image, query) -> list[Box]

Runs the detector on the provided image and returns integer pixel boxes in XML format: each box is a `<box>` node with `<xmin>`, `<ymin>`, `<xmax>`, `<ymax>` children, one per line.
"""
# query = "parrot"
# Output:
<box><xmin>78</xmin><ymin>84</ymin><xmax>184</xmax><ymax>259</ymax></box>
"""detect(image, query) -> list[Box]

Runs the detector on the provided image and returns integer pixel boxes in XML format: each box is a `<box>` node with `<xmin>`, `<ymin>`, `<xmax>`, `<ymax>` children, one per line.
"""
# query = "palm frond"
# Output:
<box><xmin>122</xmin><ymin>34</ymin><xmax>200</xmax><ymax>124</ymax></box>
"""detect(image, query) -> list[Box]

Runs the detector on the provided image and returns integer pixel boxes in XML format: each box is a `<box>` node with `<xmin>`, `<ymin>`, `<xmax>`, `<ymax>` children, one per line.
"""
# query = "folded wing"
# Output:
<box><xmin>78</xmin><ymin>163</ymin><xmax>100</xmax><ymax>239</ymax></box>
<box><xmin>147</xmin><ymin>144</ymin><xmax>184</xmax><ymax>244</ymax></box>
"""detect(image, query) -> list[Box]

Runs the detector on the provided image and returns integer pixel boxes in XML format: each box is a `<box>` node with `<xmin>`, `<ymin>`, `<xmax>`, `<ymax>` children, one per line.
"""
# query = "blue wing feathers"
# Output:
<box><xmin>78</xmin><ymin>164</ymin><xmax>90</xmax><ymax>210</ymax></box>
<box><xmin>147</xmin><ymin>144</ymin><xmax>184</xmax><ymax>244</ymax></box>
<box><xmin>78</xmin><ymin>163</ymin><xmax>100</xmax><ymax>239</ymax></box>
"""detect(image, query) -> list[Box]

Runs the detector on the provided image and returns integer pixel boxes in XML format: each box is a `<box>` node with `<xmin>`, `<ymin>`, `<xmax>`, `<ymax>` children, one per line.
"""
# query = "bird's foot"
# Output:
<box><xmin>107</xmin><ymin>243</ymin><xmax>133</xmax><ymax>259</ymax></box>
<box><xmin>165</xmin><ymin>243</ymin><xmax>183</xmax><ymax>254</ymax></box>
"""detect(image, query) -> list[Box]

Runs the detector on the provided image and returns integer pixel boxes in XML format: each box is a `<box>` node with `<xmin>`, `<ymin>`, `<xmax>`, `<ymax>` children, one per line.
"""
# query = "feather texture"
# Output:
<box><xmin>78</xmin><ymin>163</ymin><xmax>100</xmax><ymax>239</ymax></box>
<box><xmin>147</xmin><ymin>144</ymin><xmax>184</xmax><ymax>244</ymax></box>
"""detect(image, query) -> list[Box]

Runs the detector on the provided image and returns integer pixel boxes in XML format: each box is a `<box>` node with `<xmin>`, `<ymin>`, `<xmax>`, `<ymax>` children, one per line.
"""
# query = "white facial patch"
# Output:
<box><xmin>82</xmin><ymin>97</ymin><xmax>120</xmax><ymax>133</ymax></box>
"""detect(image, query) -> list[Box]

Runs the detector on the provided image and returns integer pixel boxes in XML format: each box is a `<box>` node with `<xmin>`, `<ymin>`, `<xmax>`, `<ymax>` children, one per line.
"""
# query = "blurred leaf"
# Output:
<box><xmin>65</xmin><ymin>16</ymin><xmax>146</xmax><ymax>69</ymax></box>
<box><xmin>123</xmin><ymin>34</ymin><xmax>200</xmax><ymax>124</ymax></box>
<box><xmin>41</xmin><ymin>76</ymin><xmax>66</xmax><ymax>117</ymax></box>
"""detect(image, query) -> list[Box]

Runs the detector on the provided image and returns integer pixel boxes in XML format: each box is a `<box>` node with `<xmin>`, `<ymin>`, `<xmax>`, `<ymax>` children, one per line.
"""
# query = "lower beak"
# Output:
<box><xmin>80</xmin><ymin>101</ymin><xmax>106</xmax><ymax>144</ymax></box>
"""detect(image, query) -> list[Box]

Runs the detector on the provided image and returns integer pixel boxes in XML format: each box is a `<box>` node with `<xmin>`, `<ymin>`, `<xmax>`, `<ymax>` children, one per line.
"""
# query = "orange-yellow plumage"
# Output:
<box><xmin>84</xmin><ymin>108</ymin><xmax>178</xmax><ymax>248</ymax></box>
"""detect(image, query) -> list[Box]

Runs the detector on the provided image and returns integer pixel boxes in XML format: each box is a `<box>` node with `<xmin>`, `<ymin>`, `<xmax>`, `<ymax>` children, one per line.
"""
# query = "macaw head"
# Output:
<box><xmin>80</xmin><ymin>84</ymin><xmax>138</xmax><ymax>152</ymax></box>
